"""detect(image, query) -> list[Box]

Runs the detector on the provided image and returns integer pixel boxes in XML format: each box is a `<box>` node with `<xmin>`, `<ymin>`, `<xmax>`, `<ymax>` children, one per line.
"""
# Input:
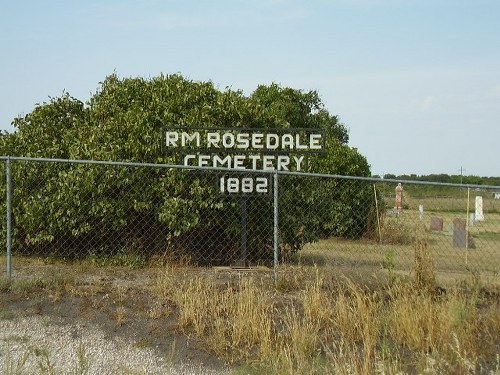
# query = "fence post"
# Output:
<box><xmin>273</xmin><ymin>171</ymin><xmax>279</xmax><ymax>281</ymax></box>
<box><xmin>6</xmin><ymin>156</ymin><xmax>12</xmax><ymax>278</ymax></box>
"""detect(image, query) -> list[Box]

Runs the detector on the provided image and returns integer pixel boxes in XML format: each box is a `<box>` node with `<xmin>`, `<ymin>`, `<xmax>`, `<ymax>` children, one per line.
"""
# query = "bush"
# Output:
<box><xmin>0</xmin><ymin>74</ymin><xmax>373</xmax><ymax>263</ymax></box>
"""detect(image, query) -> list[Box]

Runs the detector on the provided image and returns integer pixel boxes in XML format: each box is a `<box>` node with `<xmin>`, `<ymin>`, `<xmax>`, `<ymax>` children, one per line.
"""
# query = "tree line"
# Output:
<box><xmin>378</xmin><ymin>174</ymin><xmax>500</xmax><ymax>186</ymax></box>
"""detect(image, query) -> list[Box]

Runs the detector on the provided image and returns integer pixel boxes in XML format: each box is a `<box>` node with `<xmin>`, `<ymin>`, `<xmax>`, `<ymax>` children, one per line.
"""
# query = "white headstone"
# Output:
<box><xmin>469</xmin><ymin>213</ymin><xmax>475</xmax><ymax>227</ymax></box>
<box><xmin>475</xmin><ymin>196</ymin><xmax>484</xmax><ymax>221</ymax></box>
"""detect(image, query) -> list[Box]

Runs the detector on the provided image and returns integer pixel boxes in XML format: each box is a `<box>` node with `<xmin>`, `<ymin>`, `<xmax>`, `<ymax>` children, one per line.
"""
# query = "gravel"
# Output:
<box><xmin>0</xmin><ymin>315</ymin><xmax>229</xmax><ymax>375</ymax></box>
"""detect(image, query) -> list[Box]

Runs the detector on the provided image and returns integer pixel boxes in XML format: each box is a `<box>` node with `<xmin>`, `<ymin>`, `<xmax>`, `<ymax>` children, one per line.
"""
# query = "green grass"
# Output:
<box><xmin>384</xmin><ymin>194</ymin><xmax>500</xmax><ymax>213</ymax></box>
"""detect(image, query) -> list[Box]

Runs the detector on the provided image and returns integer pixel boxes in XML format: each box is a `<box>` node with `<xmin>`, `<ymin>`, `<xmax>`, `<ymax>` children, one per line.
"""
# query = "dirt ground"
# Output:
<box><xmin>0</xmin><ymin>261</ymin><xmax>230</xmax><ymax>374</ymax></box>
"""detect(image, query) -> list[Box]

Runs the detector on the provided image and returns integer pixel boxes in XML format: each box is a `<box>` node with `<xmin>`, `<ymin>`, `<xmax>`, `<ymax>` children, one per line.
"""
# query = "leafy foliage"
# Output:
<box><xmin>0</xmin><ymin>73</ymin><xmax>372</xmax><ymax>264</ymax></box>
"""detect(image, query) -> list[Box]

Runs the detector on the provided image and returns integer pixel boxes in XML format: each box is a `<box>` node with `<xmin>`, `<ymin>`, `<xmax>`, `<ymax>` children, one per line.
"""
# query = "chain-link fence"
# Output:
<box><xmin>1</xmin><ymin>156</ymin><xmax>499</xmax><ymax>286</ymax></box>
<box><xmin>296</xmin><ymin>175</ymin><xmax>500</xmax><ymax>286</ymax></box>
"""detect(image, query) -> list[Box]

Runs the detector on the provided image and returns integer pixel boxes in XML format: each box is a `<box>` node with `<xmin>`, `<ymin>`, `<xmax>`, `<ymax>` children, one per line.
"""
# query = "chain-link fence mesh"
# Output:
<box><xmin>0</xmin><ymin>160</ymin><xmax>6</xmax><ymax>274</ymax></box>
<box><xmin>1</xmin><ymin>158</ymin><xmax>276</xmax><ymax>267</ymax></box>
<box><xmin>295</xmin><ymin>176</ymin><xmax>500</xmax><ymax>285</ymax></box>
<box><xmin>1</xmin><ymin>157</ymin><xmax>499</xmax><ymax>286</ymax></box>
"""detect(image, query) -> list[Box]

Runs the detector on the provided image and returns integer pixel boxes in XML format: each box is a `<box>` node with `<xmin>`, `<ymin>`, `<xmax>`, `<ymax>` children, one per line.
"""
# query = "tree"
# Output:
<box><xmin>1</xmin><ymin>73</ymin><xmax>372</xmax><ymax>264</ymax></box>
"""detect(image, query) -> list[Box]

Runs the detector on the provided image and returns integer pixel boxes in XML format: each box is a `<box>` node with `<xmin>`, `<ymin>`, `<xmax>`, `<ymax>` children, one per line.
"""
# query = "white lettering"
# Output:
<box><xmin>295</xmin><ymin>134</ymin><xmax>308</xmax><ymax>150</ymax></box>
<box><xmin>248</xmin><ymin>155</ymin><xmax>261</xmax><ymax>170</ymax></box>
<box><xmin>227</xmin><ymin>177</ymin><xmax>239</xmax><ymax>193</ymax></box>
<box><xmin>198</xmin><ymin>155</ymin><xmax>211</xmax><ymax>167</ymax></box>
<box><xmin>213</xmin><ymin>155</ymin><xmax>232</xmax><ymax>168</ymax></box>
<box><xmin>241</xmin><ymin>178</ymin><xmax>253</xmax><ymax>193</ymax></box>
<box><xmin>183</xmin><ymin>154</ymin><xmax>196</xmax><ymax>165</ymax></box>
<box><xmin>281</xmin><ymin>134</ymin><xmax>294</xmax><ymax>150</ymax></box>
<box><xmin>293</xmin><ymin>156</ymin><xmax>305</xmax><ymax>171</ymax></box>
<box><xmin>309</xmin><ymin>133</ymin><xmax>322</xmax><ymax>149</ymax></box>
<box><xmin>265</xmin><ymin>134</ymin><xmax>279</xmax><ymax>149</ymax></box>
<box><xmin>233</xmin><ymin>155</ymin><xmax>246</xmax><ymax>169</ymax></box>
<box><xmin>181</xmin><ymin>132</ymin><xmax>200</xmax><ymax>147</ymax></box>
<box><xmin>262</xmin><ymin>155</ymin><xmax>275</xmax><ymax>171</ymax></box>
<box><xmin>277</xmin><ymin>155</ymin><xmax>290</xmax><ymax>171</ymax></box>
<box><xmin>165</xmin><ymin>132</ymin><xmax>179</xmax><ymax>147</ymax></box>
<box><xmin>220</xmin><ymin>176</ymin><xmax>225</xmax><ymax>193</ymax></box>
<box><xmin>207</xmin><ymin>133</ymin><xmax>220</xmax><ymax>148</ymax></box>
<box><xmin>236</xmin><ymin>133</ymin><xmax>250</xmax><ymax>149</ymax></box>
<box><xmin>252</xmin><ymin>133</ymin><xmax>264</xmax><ymax>149</ymax></box>
<box><xmin>255</xmin><ymin>177</ymin><xmax>268</xmax><ymax>193</ymax></box>
<box><xmin>222</xmin><ymin>133</ymin><xmax>235</xmax><ymax>148</ymax></box>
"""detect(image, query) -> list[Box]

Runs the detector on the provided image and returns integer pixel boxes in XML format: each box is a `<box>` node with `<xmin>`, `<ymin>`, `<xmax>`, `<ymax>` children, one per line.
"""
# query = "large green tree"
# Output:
<box><xmin>1</xmin><ymin>73</ymin><xmax>372</xmax><ymax>264</ymax></box>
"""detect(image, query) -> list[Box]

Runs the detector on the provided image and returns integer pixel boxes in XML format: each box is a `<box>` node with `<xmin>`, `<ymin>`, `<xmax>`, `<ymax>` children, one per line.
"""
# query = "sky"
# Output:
<box><xmin>1</xmin><ymin>0</ymin><xmax>499</xmax><ymax>177</ymax></box>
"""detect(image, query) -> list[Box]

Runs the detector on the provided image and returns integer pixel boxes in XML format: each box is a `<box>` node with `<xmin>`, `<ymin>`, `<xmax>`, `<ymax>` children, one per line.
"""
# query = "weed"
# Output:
<box><xmin>72</xmin><ymin>342</ymin><xmax>90</xmax><ymax>375</ymax></box>
<box><xmin>0</xmin><ymin>309</ymin><xmax>16</xmax><ymax>320</ymax></box>
<box><xmin>115</xmin><ymin>305</ymin><xmax>126</xmax><ymax>326</ymax></box>
<box><xmin>0</xmin><ymin>277</ymin><xmax>11</xmax><ymax>292</ymax></box>
<box><xmin>154</xmin><ymin>266</ymin><xmax>500</xmax><ymax>374</ymax></box>
<box><xmin>380</xmin><ymin>216</ymin><xmax>414</xmax><ymax>245</ymax></box>
<box><xmin>412</xmin><ymin>224</ymin><xmax>436</xmax><ymax>293</ymax></box>
<box><xmin>450</xmin><ymin>333</ymin><xmax>477</xmax><ymax>374</ymax></box>
<box><xmin>114</xmin><ymin>285</ymin><xmax>127</xmax><ymax>326</ymax></box>
<box><xmin>147</xmin><ymin>301</ymin><xmax>171</xmax><ymax>319</ymax></box>
<box><xmin>384</xmin><ymin>248</ymin><xmax>397</xmax><ymax>285</ymax></box>
<box><xmin>2</xmin><ymin>343</ymin><xmax>31</xmax><ymax>375</ymax></box>
<box><xmin>85</xmin><ymin>251</ymin><xmax>146</xmax><ymax>269</ymax></box>
<box><xmin>166</xmin><ymin>337</ymin><xmax>177</xmax><ymax>367</ymax></box>
<box><xmin>33</xmin><ymin>346</ymin><xmax>56</xmax><ymax>375</ymax></box>
<box><xmin>2</xmin><ymin>338</ymin><xmax>89</xmax><ymax>375</ymax></box>
<box><xmin>4</xmin><ymin>270</ymin><xmax>75</xmax><ymax>300</ymax></box>
<box><xmin>134</xmin><ymin>337</ymin><xmax>150</xmax><ymax>349</ymax></box>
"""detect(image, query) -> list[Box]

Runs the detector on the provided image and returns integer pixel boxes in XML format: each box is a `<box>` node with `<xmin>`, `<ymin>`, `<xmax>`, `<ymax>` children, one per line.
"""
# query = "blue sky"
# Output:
<box><xmin>1</xmin><ymin>0</ymin><xmax>499</xmax><ymax>176</ymax></box>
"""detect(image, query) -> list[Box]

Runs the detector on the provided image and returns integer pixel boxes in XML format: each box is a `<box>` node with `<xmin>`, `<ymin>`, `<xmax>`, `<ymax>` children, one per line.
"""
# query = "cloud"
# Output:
<box><xmin>419</xmin><ymin>95</ymin><xmax>438</xmax><ymax>111</ymax></box>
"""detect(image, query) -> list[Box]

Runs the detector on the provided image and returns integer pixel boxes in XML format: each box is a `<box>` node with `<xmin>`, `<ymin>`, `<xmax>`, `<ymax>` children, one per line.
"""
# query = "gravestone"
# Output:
<box><xmin>395</xmin><ymin>183</ymin><xmax>403</xmax><ymax>215</ymax></box>
<box><xmin>430</xmin><ymin>217</ymin><xmax>443</xmax><ymax>231</ymax></box>
<box><xmin>452</xmin><ymin>218</ymin><xmax>466</xmax><ymax>230</ymax></box>
<box><xmin>452</xmin><ymin>218</ymin><xmax>476</xmax><ymax>249</ymax></box>
<box><xmin>448</xmin><ymin>222</ymin><xmax>454</xmax><ymax>234</ymax></box>
<box><xmin>469</xmin><ymin>213</ymin><xmax>475</xmax><ymax>227</ymax></box>
<box><xmin>475</xmin><ymin>196</ymin><xmax>485</xmax><ymax>221</ymax></box>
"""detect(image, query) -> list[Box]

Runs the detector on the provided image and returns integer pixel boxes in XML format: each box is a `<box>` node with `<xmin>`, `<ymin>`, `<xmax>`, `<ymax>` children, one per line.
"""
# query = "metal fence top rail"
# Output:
<box><xmin>1</xmin><ymin>155</ymin><xmax>499</xmax><ymax>190</ymax></box>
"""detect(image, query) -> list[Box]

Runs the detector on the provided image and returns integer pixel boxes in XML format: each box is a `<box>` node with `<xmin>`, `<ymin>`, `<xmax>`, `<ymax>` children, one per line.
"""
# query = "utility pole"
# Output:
<box><xmin>459</xmin><ymin>166</ymin><xmax>466</xmax><ymax>185</ymax></box>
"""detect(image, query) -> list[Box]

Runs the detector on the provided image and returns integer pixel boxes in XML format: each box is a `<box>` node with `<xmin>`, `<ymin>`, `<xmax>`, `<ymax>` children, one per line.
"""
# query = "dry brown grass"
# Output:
<box><xmin>114</xmin><ymin>285</ymin><xmax>127</xmax><ymax>327</ymax></box>
<box><xmin>412</xmin><ymin>222</ymin><xmax>437</xmax><ymax>293</ymax></box>
<box><xmin>152</xmin><ymin>262</ymin><xmax>500</xmax><ymax>374</ymax></box>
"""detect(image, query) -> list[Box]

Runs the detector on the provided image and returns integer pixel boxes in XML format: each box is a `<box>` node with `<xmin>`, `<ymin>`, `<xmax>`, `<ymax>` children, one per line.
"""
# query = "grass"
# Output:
<box><xmin>0</xmin><ymin>269</ymin><xmax>76</xmax><ymax>299</ymax></box>
<box><xmin>2</xmin><ymin>341</ymin><xmax>90</xmax><ymax>375</ymax></box>
<box><xmin>301</xmin><ymin>208</ymin><xmax>500</xmax><ymax>288</ymax></box>
<box><xmin>383</xmin><ymin>193</ymin><xmax>500</xmax><ymax>214</ymax></box>
<box><xmin>149</xmin><ymin>215</ymin><xmax>499</xmax><ymax>374</ymax></box>
<box><xmin>1</xmin><ymin>245</ymin><xmax>499</xmax><ymax>374</ymax></box>
<box><xmin>152</xmin><ymin>265</ymin><xmax>500</xmax><ymax>374</ymax></box>
<box><xmin>113</xmin><ymin>285</ymin><xmax>127</xmax><ymax>327</ymax></box>
<box><xmin>0</xmin><ymin>198</ymin><xmax>499</xmax><ymax>373</ymax></box>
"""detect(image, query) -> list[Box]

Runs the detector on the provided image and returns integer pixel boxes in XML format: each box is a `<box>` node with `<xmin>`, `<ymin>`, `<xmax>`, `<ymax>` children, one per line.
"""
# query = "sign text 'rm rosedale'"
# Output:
<box><xmin>162</xmin><ymin>127</ymin><xmax>325</xmax><ymax>195</ymax></box>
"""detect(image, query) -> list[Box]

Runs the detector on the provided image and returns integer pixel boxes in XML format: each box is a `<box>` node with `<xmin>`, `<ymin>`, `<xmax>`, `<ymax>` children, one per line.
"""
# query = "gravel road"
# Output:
<box><xmin>0</xmin><ymin>315</ymin><xmax>229</xmax><ymax>375</ymax></box>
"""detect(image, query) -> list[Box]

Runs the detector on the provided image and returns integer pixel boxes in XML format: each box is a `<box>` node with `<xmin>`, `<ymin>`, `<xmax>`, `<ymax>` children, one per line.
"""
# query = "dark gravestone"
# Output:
<box><xmin>430</xmin><ymin>217</ymin><xmax>443</xmax><ymax>231</ymax></box>
<box><xmin>452</xmin><ymin>218</ymin><xmax>466</xmax><ymax>231</ymax></box>
<box><xmin>452</xmin><ymin>218</ymin><xmax>476</xmax><ymax>249</ymax></box>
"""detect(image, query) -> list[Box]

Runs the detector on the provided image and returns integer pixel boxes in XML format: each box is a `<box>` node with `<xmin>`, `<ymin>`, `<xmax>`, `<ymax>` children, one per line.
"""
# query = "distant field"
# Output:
<box><xmin>302</xmin><ymin>208</ymin><xmax>500</xmax><ymax>288</ymax></box>
<box><xmin>383</xmin><ymin>191</ymin><xmax>500</xmax><ymax>213</ymax></box>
